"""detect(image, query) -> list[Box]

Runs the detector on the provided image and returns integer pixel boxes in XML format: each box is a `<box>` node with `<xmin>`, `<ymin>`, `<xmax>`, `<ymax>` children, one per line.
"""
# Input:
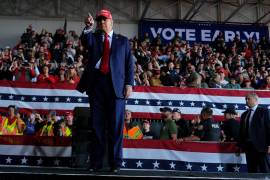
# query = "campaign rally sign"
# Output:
<box><xmin>139</xmin><ymin>19</ymin><xmax>269</xmax><ymax>44</ymax></box>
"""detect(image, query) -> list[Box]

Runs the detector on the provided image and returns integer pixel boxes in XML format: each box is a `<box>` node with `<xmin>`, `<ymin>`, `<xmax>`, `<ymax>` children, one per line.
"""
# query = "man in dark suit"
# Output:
<box><xmin>76</xmin><ymin>9</ymin><xmax>134</xmax><ymax>173</ymax></box>
<box><xmin>237</xmin><ymin>92</ymin><xmax>270</xmax><ymax>173</ymax></box>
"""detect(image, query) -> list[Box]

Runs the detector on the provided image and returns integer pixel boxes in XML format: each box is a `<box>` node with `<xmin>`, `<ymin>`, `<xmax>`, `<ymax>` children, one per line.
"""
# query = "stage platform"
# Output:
<box><xmin>0</xmin><ymin>166</ymin><xmax>269</xmax><ymax>180</ymax></box>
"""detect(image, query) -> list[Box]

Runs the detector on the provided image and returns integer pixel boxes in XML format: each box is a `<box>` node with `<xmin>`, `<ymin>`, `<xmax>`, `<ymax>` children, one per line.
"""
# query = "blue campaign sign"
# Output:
<box><xmin>139</xmin><ymin>20</ymin><xmax>269</xmax><ymax>44</ymax></box>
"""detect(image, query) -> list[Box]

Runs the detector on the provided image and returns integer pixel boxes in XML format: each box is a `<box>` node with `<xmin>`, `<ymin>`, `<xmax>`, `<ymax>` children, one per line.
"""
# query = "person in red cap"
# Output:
<box><xmin>76</xmin><ymin>9</ymin><xmax>134</xmax><ymax>173</ymax></box>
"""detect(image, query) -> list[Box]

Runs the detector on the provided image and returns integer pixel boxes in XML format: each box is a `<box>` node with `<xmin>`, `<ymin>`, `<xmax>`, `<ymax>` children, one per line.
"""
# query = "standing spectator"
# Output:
<box><xmin>237</xmin><ymin>93</ymin><xmax>270</xmax><ymax>173</ymax></box>
<box><xmin>258</xmin><ymin>36</ymin><xmax>269</xmax><ymax>50</ymax></box>
<box><xmin>57</xmin><ymin>112</ymin><xmax>73</xmax><ymax>137</ymax></box>
<box><xmin>150</xmin><ymin>69</ymin><xmax>162</xmax><ymax>86</ymax></box>
<box><xmin>142</xmin><ymin>120</ymin><xmax>155</xmax><ymax>139</ymax></box>
<box><xmin>41</xmin><ymin>32</ymin><xmax>53</xmax><ymax>48</ymax></box>
<box><xmin>37</xmin><ymin>111</ymin><xmax>58</xmax><ymax>136</ymax></box>
<box><xmin>51</xmin><ymin>43</ymin><xmax>63</xmax><ymax>64</ymax></box>
<box><xmin>172</xmin><ymin>108</ymin><xmax>191</xmax><ymax>139</ymax></box>
<box><xmin>24</xmin><ymin>112</ymin><xmax>37</xmax><ymax>135</ymax></box>
<box><xmin>159</xmin><ymin>107</ymin><xmax>177</xmax><ymax>140</ymax></box>
<box><xmin>185</xmin><ymin>64</ymin><xmax>201</xmax><ymax>88</ymax></box>
<box><xmin>53</xmin><ymin>28</ymin><xmax>66</xmax><ymax>48</ymax></box>
<box><xmin>123</xmin><ymin>109</ymin><xmax>142</xmax><ymax>139</ymax></box>
<box><xmin>213</xmin><ymin>32</ymin><xmax>225</xmax><ymax>53</ymax></box>
<box><xmin>220</xmin><ymin>107</ymin><xmax>240</xmax><ymax>142</ymax></box>
<box><xmin>10</xmin><ymin>61</ymin><xmax>36</xmax><ymax>82</ymax></box>
<box><xmin>183</xmin><ymin>107</ymin><xmax>220</xmax><ymax>142</ymax></box>
<box><xmin>1</xmin><ymin>105</ymin><xmax>25</xmax><ymax>135</ymax></box>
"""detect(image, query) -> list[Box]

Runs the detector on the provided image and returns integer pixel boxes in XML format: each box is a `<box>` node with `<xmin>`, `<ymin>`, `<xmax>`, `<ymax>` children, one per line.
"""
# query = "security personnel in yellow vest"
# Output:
<box><xmin>123</xmin><ymin>109</ymin><xmax>143</xmax><ymax>139</ymax></box>
<box><xmin>0</xmin><ymin>105</ymin><xmax>25</xmax><ymax>135</ymax></box>
<box><xmin>37</xmin><ymin>111</ymin><xmax>58</xmax><ymax>136</ymax></box>
<box><xmin>57</xmin><ymin>112</ymin><xmax>73</xmax><ymax>137</ymax></box>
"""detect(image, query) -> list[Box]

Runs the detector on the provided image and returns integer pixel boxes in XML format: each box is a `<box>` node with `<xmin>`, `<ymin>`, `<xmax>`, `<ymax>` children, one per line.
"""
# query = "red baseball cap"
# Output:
<box><xmin>96</xmin><ymin>9</ymin><xmax>112</xmax><ymax>20</ymax></box>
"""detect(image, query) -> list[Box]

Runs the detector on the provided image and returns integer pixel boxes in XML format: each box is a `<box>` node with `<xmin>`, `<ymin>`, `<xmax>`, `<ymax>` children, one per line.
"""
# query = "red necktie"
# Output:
<box><xmin>100</xmin><ymin>33</ymin><xmax>110</xmax><ymax>74</ymax></box>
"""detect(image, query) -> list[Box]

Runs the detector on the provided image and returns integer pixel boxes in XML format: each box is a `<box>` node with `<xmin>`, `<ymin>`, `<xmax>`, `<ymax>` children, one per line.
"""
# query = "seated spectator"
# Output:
<box><xmin>159</xmin><ymin>107</ymin><xmax>177</xmax><ymax>140</ymax></box>
<box><xmin>217</xmin><ymin>68</ymin><xmax>229</xmax><ymax>86</ymax></box>
<box><xmin>183</xmin><ymin>107</ymin><xmax>220</xmax><ymax>142</ymax></box>
<box><xmin>142</xmin><ymin>120</ymin><xmax>155</xmax><ymax>139</ymax></box>
<box><xmin>123</xmin><ymin>109</ymin><xmax>143</xmax><ymax>139</ymax></box>
<box><xmin>55</xmin><ymin>66</ymin><xmax>67</xmax><ymax>83</ymax></box>
<box><xmin>220</xmin><ymin>107</ymin><xmax>240</xmax><ymax>142</ymax></box>
<box><xmin>172</xmin><ymin>108</ymin><xmax>191</xmax><ymax>139</ymax></box>
<box><xmin>260</xmin><ymin>75</ymin><xmax>270</xmax><ymax>90</ymax></box>
<box><xmin>224</xmin><ymin>76</ymin><xmax>241</xmax><ymax>89</ymax></box>
<box><xmin>74</xmin><ymin>55</ymin><xmax>85</xmax><ymax>77</ymax></box>
<box><xmin>37</xmin><ymin>65</ymin><xmax>56</xmax><ymax>84</ymax></box>
<box><xmin>242</xmin><ymin>79</ymin><xmax>254</xmax><ymax>89</ymax></box>
<box><xmin>66</xmin><ymin>65</ymin><xmax>80</xmax><ymax>84</ymax></box>
<box><xmin>208</xmin><ymin>73</ymin><xmax>222</xmax><ymax>88</ymax></box>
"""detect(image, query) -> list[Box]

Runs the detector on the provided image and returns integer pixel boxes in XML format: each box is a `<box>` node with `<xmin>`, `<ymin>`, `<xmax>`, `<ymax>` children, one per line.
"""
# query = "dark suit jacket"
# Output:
<box><xmin>76</xmin><ymin>29</ymin><xmax>134</xmax><ymax>98</ymax></box>
<box><xmin>238</xmin><ymin>106</ymin><xmax>270</xmax><ymax>152</ymax></box>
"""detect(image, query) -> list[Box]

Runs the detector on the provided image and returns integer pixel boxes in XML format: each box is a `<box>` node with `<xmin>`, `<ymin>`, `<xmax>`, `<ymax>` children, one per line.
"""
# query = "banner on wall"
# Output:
<box><xmin>139</xmin><ymin>19</ymin><xmax>269</xmax><ymax>44</ymax></box>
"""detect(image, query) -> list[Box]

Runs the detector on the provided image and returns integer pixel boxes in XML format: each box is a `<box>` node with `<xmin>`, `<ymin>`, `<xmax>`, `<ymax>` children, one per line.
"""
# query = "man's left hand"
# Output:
<box><xmin>125</xmin><ymin>85</ymin><xmax>133</xmax><ymax>99</ymax></box>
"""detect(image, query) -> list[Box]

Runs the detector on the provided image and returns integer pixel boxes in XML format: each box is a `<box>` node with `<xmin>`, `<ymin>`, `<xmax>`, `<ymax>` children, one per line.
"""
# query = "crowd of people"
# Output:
<box><xmin>123</xmin><ymin>106</ymin><xmax>238</xmax><ymax>143</ymax></box>
<box><xmin>1</xmin><ymin>26</ymin><xmax>270</xmax><ymax>90</ymax></box>
<box><xmin>0</xmin><ymin>105</ymin><xmax>73</xmax><ymax>136</ymax></box>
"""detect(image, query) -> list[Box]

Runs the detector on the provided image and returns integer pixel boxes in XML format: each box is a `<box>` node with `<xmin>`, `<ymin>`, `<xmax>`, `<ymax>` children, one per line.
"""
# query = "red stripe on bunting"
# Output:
<box><xmin>0</xmin><ymin>136</ymin><xmax>71</xmax><ymax>146</ymax></box>
<box><xmin>0</xmin><ymin>135</ymin><xmax>237</xmax><ymax>154</ymax></box>
<box><xmin>123</xmin><ymin>139</ymin><xmax>238</xmax><ymax>153</ymax></box>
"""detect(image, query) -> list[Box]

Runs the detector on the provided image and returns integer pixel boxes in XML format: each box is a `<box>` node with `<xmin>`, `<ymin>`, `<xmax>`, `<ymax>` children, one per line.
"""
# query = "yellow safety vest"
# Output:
<box><xmin>40</xmin><ymin>122</ymin><xmax>54</xmax><ymax>136</ymax></box>
<box><xmin>61</xmin><ymin>126</ymin><xmax>72</xmax><ymax>137</ymax></box>
<box><xmin>1</xmin><ymin>117</ymin><xmax>19</xmax><ymax>135</ymax></box>
<box><xmin>123</xmin><ymin>125</ymin><xmax>143</xmax><ymax>139</ymax></box>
